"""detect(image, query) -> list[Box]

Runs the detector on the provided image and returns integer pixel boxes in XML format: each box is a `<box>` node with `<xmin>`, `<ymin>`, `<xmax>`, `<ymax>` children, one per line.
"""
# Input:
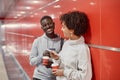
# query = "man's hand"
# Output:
<box><xmin>46</xmin><ymin>59</ymin><xmax>53</xmax><ymax>68</ymax></box>
<box><xmin>43</xmin><ymin>50</ymin><xmax>50</xmax><ymax>57</ymax></box>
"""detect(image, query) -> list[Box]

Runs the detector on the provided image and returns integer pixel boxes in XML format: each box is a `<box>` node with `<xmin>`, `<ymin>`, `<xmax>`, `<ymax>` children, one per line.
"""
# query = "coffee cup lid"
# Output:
<box><xmin>51</xmin><ymin>63</ymin><xmax>59</xmax><ymax>66</ymax></box>
<box><xmin>43</xmin><ymin>56</ymin><xmax>49</xmax><ymax>59</ymax></box>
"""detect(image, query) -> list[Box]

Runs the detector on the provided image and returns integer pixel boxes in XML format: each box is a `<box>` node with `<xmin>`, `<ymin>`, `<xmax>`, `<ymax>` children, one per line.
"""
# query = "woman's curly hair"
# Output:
<box><xmin>60</xmin><ymin>11</ymin><xmax>89</xmax><ymax>36</ymax></box>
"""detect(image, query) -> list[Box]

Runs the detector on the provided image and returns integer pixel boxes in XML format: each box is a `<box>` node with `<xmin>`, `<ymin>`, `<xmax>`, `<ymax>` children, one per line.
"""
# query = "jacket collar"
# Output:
<box><xmin>43</xmin><ymin>33</ymin><xmax>61</xmax><ymax>41</ymax></box>
<box><xmin>66</xmin><ymin>36</ymin><xmax>85</xmax><ymax>45</ymax></box>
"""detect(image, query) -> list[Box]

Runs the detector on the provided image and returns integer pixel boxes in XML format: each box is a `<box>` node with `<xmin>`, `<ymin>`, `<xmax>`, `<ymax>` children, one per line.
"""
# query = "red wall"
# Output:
<box><xmin>3</xmin><ymin>0</ymin><xmax>120</xmax><ymax>80</ymax></box>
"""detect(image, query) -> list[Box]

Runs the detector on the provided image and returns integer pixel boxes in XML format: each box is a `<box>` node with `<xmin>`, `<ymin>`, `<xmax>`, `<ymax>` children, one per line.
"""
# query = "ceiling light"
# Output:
<box><xmin>25</xmin><ymin>0</ymin><xmax>42</xmax><ymax>4</ymax></box>
<box><xmin>14</xmin><ymin>16</ymin><xmax>18</xmax><ymax>18</ymax></box>
<box><xmin>25</xmin><ymin>6</ymin><xmax>32</xmax><ymax>9</ymax></box>
<box><xmin>55</xmin><ymin>0</ymin><xmax>60</xmax><ymax>1</ymax></box>
<box><xmin>20</xmin><ymin>11</ymin><xmax>26</xmax><ymax>14</ymax></box>
<box><xmin>17</xmin><ymin>6</ymin><xmax>33</xmax><ymax>10</ymax></box>
<box><xmin>73</xmin><ymin>7</ymin><xmax>77</xmax><ymax>10</ymax></box>
<box><xmin>42</xmin><ymin>10</ymin><xmax>47</xmax><ymax>13</ymax></box>
<box><xmin>30</xmin><ymin>15</ymin><xmax>34</xmax><ymax>17</ymax></box>
<box><xmin>89</xmin><ymin>2</ymin><xmax>96</xmax><ymax>5</ymax></box>
<box><xmin>33</xmin><ymin>1</ymin><xmax>40</xmax><ymax>3</ymax></box>
<box><xmin>17</xmin><ymin>14</ymin><xmax>22</xmax><ymax>16</ymax></box>
<box><xmin>34</xmin><ymin>13</ymin><xmax>38</xmax><ymax>15</ymax></box>
<box><xmin>72</xmin><ymin>0</ymin><xmax>77</xmax><ymax>1</ymax></box>
<box><xmin>54</xmin><ymin>5</ymin><xmax>61</xmax><ymax>8</ymax></box>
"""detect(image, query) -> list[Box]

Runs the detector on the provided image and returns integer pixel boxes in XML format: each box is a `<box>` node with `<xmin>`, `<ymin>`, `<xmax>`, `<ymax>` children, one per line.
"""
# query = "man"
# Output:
<box><xmin>29</xmin><ymin>16</ymin><xmax>64</xmax><ymax>80</ymax></box>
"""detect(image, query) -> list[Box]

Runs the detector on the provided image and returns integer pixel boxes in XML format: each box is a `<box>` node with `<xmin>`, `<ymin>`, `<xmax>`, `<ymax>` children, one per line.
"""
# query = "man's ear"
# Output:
<box><xmin>53</xmin><ymin>22</ymin><xmax>55</xmax><ymax>25</ymax></box>
<box><xmin>53</xmin><ymin>22</ymin><xmax>55</xmax><ymax>28</ymax></box>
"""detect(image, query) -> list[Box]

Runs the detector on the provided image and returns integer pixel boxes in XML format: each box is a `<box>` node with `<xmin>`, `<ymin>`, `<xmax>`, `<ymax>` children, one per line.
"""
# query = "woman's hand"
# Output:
<box><xmin>49</xmin><ymin>50</ymin><xmax>59</xmax><ymax>60</ymax></box>
<box><xmin>52</xmin><ymin>69</ymin><xmax>64</xmax><ymax>76</ymax></box>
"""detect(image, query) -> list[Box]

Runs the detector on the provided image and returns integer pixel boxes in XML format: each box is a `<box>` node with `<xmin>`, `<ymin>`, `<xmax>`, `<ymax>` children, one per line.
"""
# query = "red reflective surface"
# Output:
<box><xmin>2</xmin><ymin>0</ymin><xmax>120</xmax><ymax>80</ymax></box>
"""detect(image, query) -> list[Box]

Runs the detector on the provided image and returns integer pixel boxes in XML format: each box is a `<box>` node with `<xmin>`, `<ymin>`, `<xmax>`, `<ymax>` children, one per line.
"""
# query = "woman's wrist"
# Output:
<box><xmin>54</xmin><ymin>56</ymin><xmax>59</xmax><ymax>60</ymax></box>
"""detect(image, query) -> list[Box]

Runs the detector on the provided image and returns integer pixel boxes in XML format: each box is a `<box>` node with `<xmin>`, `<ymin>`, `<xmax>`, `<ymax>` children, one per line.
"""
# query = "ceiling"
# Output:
<box><xmin>0</xmin><ymin>0</ymin><xmax>62</xmax><ymax>21</ymax></box>
<box><xmin>0</xmin><ymin>0</ymin><xmax>90</xmax><ymax>22</ymax></box>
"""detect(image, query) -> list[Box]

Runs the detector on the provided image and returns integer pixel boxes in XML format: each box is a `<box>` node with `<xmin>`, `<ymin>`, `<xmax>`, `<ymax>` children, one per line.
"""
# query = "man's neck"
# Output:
<box><xmin>46</xmin><ymin>34</ymin><xmax>58</xmax><ymax>39</ymax></box>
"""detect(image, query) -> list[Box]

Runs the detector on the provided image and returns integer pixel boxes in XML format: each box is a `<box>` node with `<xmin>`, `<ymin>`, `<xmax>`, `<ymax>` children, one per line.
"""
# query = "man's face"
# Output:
<box><xmin>41</xmin><ymin>18</ymin><xmax>55</xmax><ymax>34</ymax></box>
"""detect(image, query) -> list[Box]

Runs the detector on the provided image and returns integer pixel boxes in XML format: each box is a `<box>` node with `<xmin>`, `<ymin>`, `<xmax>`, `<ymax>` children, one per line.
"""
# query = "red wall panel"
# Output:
<box><xmin>3</xmin><ymin>0</ymin><xmax>120</xmax><ymax>80</ymax></box>
<box><xmin>101</xmin><ymin>0</ymin><xmax>120</xmax><ymax>47</ymax></box>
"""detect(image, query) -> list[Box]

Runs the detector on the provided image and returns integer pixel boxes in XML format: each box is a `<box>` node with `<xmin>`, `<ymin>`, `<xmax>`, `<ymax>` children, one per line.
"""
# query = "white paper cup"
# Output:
<box><xmin>42</xmin><ymin>56</ymin><xmax>49</xmax><ymax>65</ymax></box>
<box><xmin>51</xmin><ymin>63</ymin><xmax>59</xmax><ymax>71</ymax></box>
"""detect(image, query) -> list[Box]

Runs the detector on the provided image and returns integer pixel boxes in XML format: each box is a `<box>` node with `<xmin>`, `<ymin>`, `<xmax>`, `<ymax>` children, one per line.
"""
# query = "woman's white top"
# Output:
<box><xmin>54</xmin><ymin>36</ymin><xmax>92</xmax><ymax>80</ymax></box>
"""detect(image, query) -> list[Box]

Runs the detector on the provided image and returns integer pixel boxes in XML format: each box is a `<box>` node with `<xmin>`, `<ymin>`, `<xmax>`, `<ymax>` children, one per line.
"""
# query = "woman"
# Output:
<box><xmin>50</xmin><ymin>11</ymin><xmax>92</xmax><ymax>80</ymax></box>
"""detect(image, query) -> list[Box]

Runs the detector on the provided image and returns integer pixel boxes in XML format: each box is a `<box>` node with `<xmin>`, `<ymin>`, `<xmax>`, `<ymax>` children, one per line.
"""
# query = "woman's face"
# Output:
<box><xmin>61</xmin><ymin>22</ymin><xmax>71</xmax><ymax>38</ymax></box>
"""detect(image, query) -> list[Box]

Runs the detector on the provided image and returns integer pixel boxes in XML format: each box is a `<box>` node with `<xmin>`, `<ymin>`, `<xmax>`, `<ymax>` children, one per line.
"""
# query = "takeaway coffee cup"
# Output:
<box><xmin>51</xmin><ymin>63</ymin><xmax>59</xmax><ymax>71</ymax></box>
<box><xmin>42</xmin><ymin>56</ymin><xmax>49</xmax><ymax>65</ymax></box>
